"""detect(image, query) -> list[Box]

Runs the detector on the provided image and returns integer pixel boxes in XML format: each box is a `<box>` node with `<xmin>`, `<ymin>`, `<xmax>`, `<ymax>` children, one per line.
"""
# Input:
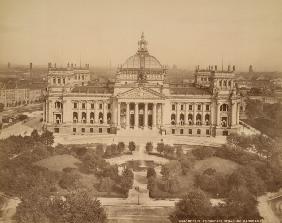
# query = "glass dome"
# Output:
<box><xmin>123</xmin><ymin>54</ymin><xmax>162</xmax><ymax>69</ymax></box>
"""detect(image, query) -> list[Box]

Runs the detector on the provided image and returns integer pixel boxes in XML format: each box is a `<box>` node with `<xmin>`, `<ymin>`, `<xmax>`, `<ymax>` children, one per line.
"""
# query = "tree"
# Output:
<box><xmin>0</xmin><ymin>103</ymin><xmax>4</xmax><ymax>112</ymax></box>
<box><xmin>169</xmin><ymin>189</ymin><xmax>213</xmax><ymax>222</ymax></box>
<box><xmin>95</xmin><ymin>144</ymin><xmax>104</xmax><ymax>157</ymax></box>
<box><xmin>31</xmin><ymin>129</ymin><xmax>40</xmax><ymax>142</ymax></box>
<box><xmin>104</xmin><ymin>145</ymin><xmax>112</xmax><ymax>157</ymax></box>
<box><xmin>156</xmin><ymin>142</ymin><xmax>164</xmax><ymax>155</ymax></box>
<box><xmin>161</xmin><ymin>160</ymin><xmax>181</xmax><ymax>180</ymax></box>
<box><xmin>176</xmin><ymin>147</ymin><xmax>184</xmax><ymax>159</ymax></box>
<box><xmin>128</xmin><ymin>141</ymin><xmax>136</xmax><ymax>153</ymax></box>
<box><xmin>147</xmin><ymin>167</ymin><xmax>156</xmax><ymax>179</ymax></box>
<box><xmin>99</xmin><ymin>177</ymin><xmax>114</xmax><ymax>195</ymax></box>
<box><xmin>120</xmin><ymin>168</ymin><xmax>134</xmax><ymax>193</ymax></box>
<box><xmin>40</xmin><ymin>130</ymin><xmax>54</xmax><ymax>146</ymax></box>
<box><xmin>146</xmin><ymin>142</ymin><xmax>153</xmax><ymax>153</ymax></box>
<box><xmin>117</xmin><ymin>142</ymin><xmax>125</xmax><ymax>153</ymax></box>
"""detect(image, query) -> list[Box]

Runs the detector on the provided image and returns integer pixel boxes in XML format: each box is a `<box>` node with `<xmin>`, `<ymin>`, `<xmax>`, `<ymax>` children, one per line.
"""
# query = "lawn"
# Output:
<box><xmin>152</xmin><ymin>156</ymin><xmax>240</xmax><ymax>199</ymax></box>
<box><xmin>193</xmin><ymin>157</ymin><xmax>239</xmax><ymax>175</ymax></box>
<box><xmin>34</xmin><ymin>154</ymin><xmax>81</xmax><ymax>172</ymax></box>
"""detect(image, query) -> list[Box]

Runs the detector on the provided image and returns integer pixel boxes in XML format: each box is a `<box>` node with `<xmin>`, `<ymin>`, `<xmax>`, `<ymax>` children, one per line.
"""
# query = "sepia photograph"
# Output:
<box><xmin>0</xmin><ymin>0</ymin><xmax>282</xmax><ymax>222</ymax></box>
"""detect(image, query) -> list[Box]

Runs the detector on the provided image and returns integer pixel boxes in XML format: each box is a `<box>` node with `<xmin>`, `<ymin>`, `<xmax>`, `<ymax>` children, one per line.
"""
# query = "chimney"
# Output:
<box><xmin>30</xmin><ymin>62</ymin><xmax>32</xmax><ymax>71</ymax></box>
<box><xmin>233</xmin><ymin>65</ymin><xmax>235</xmax><ymax>71</ymax></box>
<box><xmin>228</xmin><ymin>65</ymin><xmax>230</xmax><ymax>72</ymax></box>
<box><xmin>215</xmin><ymin>65</ymin><xmax>217</xmax><ymax>71</ymax></box>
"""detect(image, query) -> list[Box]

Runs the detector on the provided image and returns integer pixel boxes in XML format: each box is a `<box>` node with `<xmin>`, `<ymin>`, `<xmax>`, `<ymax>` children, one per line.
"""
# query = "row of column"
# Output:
<box><xmin>117</xmin><ymin>102</ymin><xmax>162</xmax><ymax>128</ymax></box>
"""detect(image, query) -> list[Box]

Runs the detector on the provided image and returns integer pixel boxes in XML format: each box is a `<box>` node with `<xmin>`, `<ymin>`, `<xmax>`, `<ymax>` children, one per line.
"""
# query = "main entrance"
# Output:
<box><xmin>118</xmin><ymin>102</ymin><xmax>163</xmax><ymax>129</ymax></box>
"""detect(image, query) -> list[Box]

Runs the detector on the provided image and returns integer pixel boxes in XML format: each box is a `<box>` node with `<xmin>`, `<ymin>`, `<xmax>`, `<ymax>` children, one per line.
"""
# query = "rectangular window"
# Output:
<box><xmin>73</xmin><ymin>128</ymin><xmax>76</xmax><ymax>133</ymax></box>
<box><xmin>206</xmin><ymin>105</ymin><xmax>210</xmax><ymax>111</ymax></box>
<box><xmin>82</xmin><ymin>103</ymin><xmax>86</xmax><ymax>109</ymax></box>
<box><xmin>73</xmin><ymin>102</ymin><xmax>77</xmax><ymax>109</ymax></box>
<box><xmin>189</xmin><ymin>105</ymin><xmax>192</xmax><ymax>111</ymax></box>
<box><xmin>81</xmin><ymin>128</ymin><xmax>85</xmax><ymax>133</ymax></box>
<box><xmin>108</xmin><ymin>104</ymin><xmax>111</xmax><ymax>109</ymax></box>
<box><xmin>54</xmin><ymin>128</ymin><xmax>59</xmax><ymax>133</ymax></box>
<box><xmin>90</xmin><ymin>120</ymin><xmax>94</xmax><ymax>124</ymax></box>
<box><xmin>58</xmin><ymin>78</ymin><xmax>61</xmax><ymax>84</ymax></box>
<box><xmin>53</xmin><ymin>78</ymin><xmax>56</xmax><ymax>84</ymax></box>
<box><xmin>99</xmin><ymin>104</ymin><xmax>103</xmax><ymax>109</ymax></box>
<box><xmin>172</xmin><ymin>129</ymin><xmax>175</xmax><ymax>134</ymax></box>
<box><xmin>197</xmin><ymin>129</ymin><xmax>201</xmax><ymax>135</ymax></box>
<box><xmin>198</xmin><ymin>105</ymin><xmax>201</xmax><ymax>111</ymax></box>
<box><xmin>99</xmin><ymin>128</ymin><xmax>102</xmax><ymax>133</ymax></box>
<box><xmin>107</xmin><ymin>128</ymin><xmax>110</xmax><ymax>133</ymax></box>
<box><xmin>180</xmin><ymin>129</ymin><xmax>184</xmax><ymax>134</ymax></box>
<box><xmin>172</xmin><ymin>104</ymin><xmax>176</xmax><ymax>111</ymax></box>
<box><xmin>188</xmin><ymin>129</ymin><xmax>192</xmax><ymax>135</ymax></box>
<box><xmin>63</xmin><ymin>78</ymin><xmax>65</xmax><ymax>84</ymax></box>
<box><xmin>206</xmin><ymin>129</ymin><xmax>210</xmax><ymax>135</ymax></box>
<box><xmin>90</xmin><ymin>128</ymin><xmax>93</xmax><ymax>133</ymax></box>
<box><xmin>91</xmin><ymin>103</ymin><xmax>94</xmax><ymax>109</ymax></box>
<box><xmin>180</xmin><ymin>105</ymin><xmax>184</xmax><ymax>111</ymax></box>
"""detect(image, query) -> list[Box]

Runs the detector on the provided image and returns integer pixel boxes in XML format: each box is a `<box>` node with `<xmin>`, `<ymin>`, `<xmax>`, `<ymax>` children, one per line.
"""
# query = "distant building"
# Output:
<box><xmin>44</xmin><ymin>34</ymin><xmax>241</xmax><ymax>137</ymax></box>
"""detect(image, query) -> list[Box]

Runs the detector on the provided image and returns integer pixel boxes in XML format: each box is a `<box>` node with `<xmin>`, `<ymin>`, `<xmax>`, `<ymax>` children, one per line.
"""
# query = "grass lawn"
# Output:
<box><xmin>34</xmin><ymin>154</ymin><xmax>125</xmax><ymax>198</ymax></box>
<box><xmin>34</xmin><ymin>154</ymin><xmax>81</xmax><ymax>172</ymax></box>
<box><xmin>193</xmin><ymin>157</ymin><xmax>239</xmax><ymax>175</ymax></box>
<box><xmin>152</xmin><ymin>156</ymin><xmax>240</xmax><ymax>199</ymax></box>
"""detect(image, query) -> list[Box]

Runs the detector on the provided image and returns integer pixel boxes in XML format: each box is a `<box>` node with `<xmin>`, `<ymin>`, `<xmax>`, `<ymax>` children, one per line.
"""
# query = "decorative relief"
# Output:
<box><xmin>117</xmin><ymin>87</ymin><xmax>164</xmax><ymax>99</ymax></box>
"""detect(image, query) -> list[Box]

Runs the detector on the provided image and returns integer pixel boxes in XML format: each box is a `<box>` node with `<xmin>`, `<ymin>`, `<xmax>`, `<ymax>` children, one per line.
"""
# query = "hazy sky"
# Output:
<box><xmin>0</xmin><ymin>0</ymin><xmax>282</xmax><ymax>71</ymax></box>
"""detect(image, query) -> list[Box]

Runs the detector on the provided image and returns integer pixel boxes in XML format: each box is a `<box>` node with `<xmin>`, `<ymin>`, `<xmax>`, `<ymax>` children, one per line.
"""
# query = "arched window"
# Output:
<box><xmin>219</xmin><ymin>80</ymin><xmax>222</xmax><ymax>87</ymax></box>
<box><xmin>188</xmin><ymin>114</ymin><xmax>193</xmax><ymax>125</ymax></box>
<box><xmin>55</xmin><ymin>101</ymin><xmax>63</xmax><ymax>109</ymax></box>
<box><xmin>228</xmin><ymin>80</ymin><xmax>232</xmax><ymax>87</ymax></box>
<box><xmin>223</xmin><ymin>80</ymin><xmax>227</xmax><ymax>87</ymax></box>
<box><xmin>180</xmin><ymin>113</ymin><xmax>185</xmax><ymax>125</ymax></box>
<box><xmin>205</xmin><ymin>114</ymin><xmax>210</xmax><ymax>125</ymax></box>
<box><xmin>107</xmin><ymin>113</ymin><xmax>111</xmax><ymax>124</ymax></box>
<box><xmin>171</xmin><ymin>114</ymin><xmax>176</xmax><ymax>125</ymax></box>
<box><xmin>196</xmin><ymin>114</ymin><xmax>202</xmax><ymax>125</ymax></box>
<box><xmin>82</xmin><ymin>112</ymin><xmax>87</xmax><ymax>123</ymax></box>
<box><xmin>90</xmin><ymin>112</ymin><xmax>94</xmax><ymax>123</ymax></box>
<box><xmin>73</xmin><ymin>112</ymin><xmax>78</xmax><ymax>123</ymax></box>
<box><xmin>220</xmin><ymin>104</ymin><xmax>229</xmax><ymax>112</ymax></box>
<box><xmin>99</xmin><ymin>112</ymin><xmax>103</xmax><ymax>124</ymax></box>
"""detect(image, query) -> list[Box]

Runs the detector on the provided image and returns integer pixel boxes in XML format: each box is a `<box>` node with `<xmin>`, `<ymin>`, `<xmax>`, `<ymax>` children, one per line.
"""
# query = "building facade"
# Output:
<box><xmin>44</xmin><ymin>34</ymin><xmax>241</xmax><ymax>137</ymax></box>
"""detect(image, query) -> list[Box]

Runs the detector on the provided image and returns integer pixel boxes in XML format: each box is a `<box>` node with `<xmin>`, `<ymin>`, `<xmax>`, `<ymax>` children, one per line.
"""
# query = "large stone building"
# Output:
<box><xmin>44</xmin><ymin>33</ymin><xmax>241</xmax><ymax>137</ymax></box>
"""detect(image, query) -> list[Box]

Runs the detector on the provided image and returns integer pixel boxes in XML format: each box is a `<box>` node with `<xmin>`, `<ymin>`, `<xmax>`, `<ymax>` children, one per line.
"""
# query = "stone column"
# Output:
<box><xmin>126</xmin><ymin>102</ymin><xmax>130</xmax><ymax>128</ymax></box>
<box><xmin>153</xmin><ymin>103</ymin><xmax>157</xmax><ymax>127</ymax></box>
<box><xmin>184</xmin><ymin>103</ymin><xmax>188</xmax><ymax>125</ymax></box>
<box><xmin>193</xmin><ymin>103</ymin><xmax>197</xmax><ymax>125</ymax></box>
<box><xmin>103</xmin><ymin>102</ymin><xmax>107</xmax><ymax>124</ymax></box>
<box><xmin>236</xmin><ymin>102</ymin><xmax>240</xmax><ymax>125</ymax></box>
<box><xmin>144</xmin><ymin>103</ymin><xmax>148</xmax><ymax>127</ymax></box>
<box><xmin>175</xmin><ymin>103</ymin><xmax>179</xmax><ymax>125</ymax></box>
<box><xmin>217</xmin><ymin>103</ymin><xmax>221</xmax><ymax>126</ymax></box>
<box><xmin>231</xmin><ymin>102</ymin><xmax>236</xmax><ymax>126</ymax></box>
<box><xmin>117</xmin><ymin>102</ymin><xmax>121</xmax><ymax>127</ymax></box>
<box><xmin>161</xmin><ymin>103</ymin><xmax>165</xmax><ymax>126</ymax></box>
<box><xmin>94</xmin><ymin>101</ymin><xmax>99</xmax><ymax>123</ymax></box>
<box><xmin>134</xmin><ymin>103</ymin><xmax>138</xmax><ymax>128</ymax></box>
<box><xmin>202</xmin><ymin>103</ymin><xmax>205</xmax><ymax>125</ymax></box>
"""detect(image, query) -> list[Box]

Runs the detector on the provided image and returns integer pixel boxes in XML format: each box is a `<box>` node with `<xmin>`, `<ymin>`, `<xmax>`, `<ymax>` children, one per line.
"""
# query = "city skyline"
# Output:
<box><xmin>0</xmin><ymin>0</ymin><xmax>282</xmax><ymax>71</ymax></box>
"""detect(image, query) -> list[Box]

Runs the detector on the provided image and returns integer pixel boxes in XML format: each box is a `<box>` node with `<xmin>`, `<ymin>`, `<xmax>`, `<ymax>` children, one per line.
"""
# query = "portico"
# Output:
<box><xmin>117</xmin><ymin>101</ymin><xmax>164</xmax><ymax>129</ymax></box>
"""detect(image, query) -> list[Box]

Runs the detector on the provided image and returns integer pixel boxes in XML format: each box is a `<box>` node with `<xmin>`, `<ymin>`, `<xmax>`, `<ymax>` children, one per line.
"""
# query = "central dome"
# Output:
<box><xmin>123</xmin><ymin>54</ymin><xmax>162</xmax><ymax>69</ymax></box>
<box><xmin>122</xmin><ymin>33</ymin><xmax>162</xmax><ymax>69</ymax></box>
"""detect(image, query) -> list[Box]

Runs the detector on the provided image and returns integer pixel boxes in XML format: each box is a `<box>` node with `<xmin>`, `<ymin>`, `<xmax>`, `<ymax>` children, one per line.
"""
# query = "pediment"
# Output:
<box><xmin>117</xmin><ymin>87</ymin><xmax>165</xmax><ymax>100</ymax></box>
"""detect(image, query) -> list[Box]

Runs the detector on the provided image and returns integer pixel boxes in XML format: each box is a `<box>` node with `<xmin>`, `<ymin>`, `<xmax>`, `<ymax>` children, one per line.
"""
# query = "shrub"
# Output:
<box><xmin>192</xmin><ymin>147</ymin><xmax>215</xmax><ymax>160</ymax></box>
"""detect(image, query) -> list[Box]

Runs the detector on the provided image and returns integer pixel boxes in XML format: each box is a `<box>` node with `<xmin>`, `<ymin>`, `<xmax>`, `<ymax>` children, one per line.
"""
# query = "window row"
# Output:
<box><xmin>73</xmin><ymin>127</ymin><xmax>110</xmax><ymax>134</ymax></box>
<box><xmin>171</xmin><ymin>104</ymin><xmax>210</xmax><ymax>111</ymax></box>
<box><xmin>73</xmin><ymin>102</ymin><xmax>111</xmax><ymax>110</ymax></box>
<box><xmin>171</xmin><ymin>114</ymin><xmax>210</xmax><ymax>126</ymax></box>
<box><xmin>52</xmin><ymin>77</ymin><xmax>66</xmax><ymax>85</ymax></box>
<box><xmin>73</xmin><ymin>112</ymin><xmax>111</xmax><ymax>124</ymax></box>
<box><xmin>171</xmin><ymin>128</ymin><xmax>210</xmax><ymax>135</ymax></box>
<box><xmin>218</xmin><ymin>80</ymin><xmax>232</xmax><ymax>87</ymax></box>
